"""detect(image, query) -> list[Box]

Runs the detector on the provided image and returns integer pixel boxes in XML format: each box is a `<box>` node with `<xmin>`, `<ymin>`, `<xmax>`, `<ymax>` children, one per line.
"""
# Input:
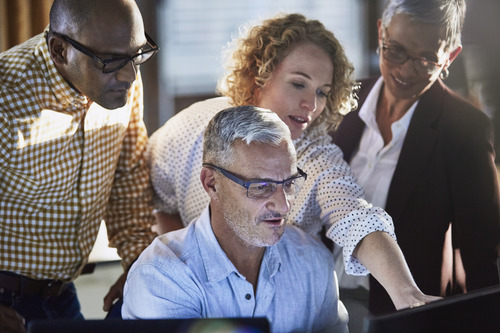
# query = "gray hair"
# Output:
<box><xmin>381</xmin><ymin>0</ymin><xmax>466</xmax><ymax>51</ymax></box>
<box><xmin>203</xmin><ymin>105</ymin><xmax>293</xmax><ymax>168</ymax></box>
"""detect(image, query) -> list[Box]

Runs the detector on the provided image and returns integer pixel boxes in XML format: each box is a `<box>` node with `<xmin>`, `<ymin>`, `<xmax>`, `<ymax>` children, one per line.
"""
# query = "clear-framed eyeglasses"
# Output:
<box><xmin>51</xmin><ymin>30</ymin><xmax>159</xmax><ymax>73</ymax></box>
<box><xmin>202</xmin><ymin>163</ymin><xmax>307</xmax><ymax>199</ymax></box>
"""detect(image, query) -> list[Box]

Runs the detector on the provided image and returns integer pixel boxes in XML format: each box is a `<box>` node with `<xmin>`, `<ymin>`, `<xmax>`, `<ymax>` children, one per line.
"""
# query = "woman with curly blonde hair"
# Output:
<box><xmin>147</xmin><ymin>12</ymin><xmax>438</xmax><ymax>315</ymax></box>
<box><xmin>219</xmin><ymin>13</ymin><xmax>357</xmax><ymax>132</ymax></box>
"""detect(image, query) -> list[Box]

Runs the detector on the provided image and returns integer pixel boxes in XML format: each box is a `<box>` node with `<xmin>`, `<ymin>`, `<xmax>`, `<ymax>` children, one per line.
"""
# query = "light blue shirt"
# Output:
<box><xmin>122</xmin><ymin>206</ymin><xmax>348</xmax><ymax>333</ymax></box>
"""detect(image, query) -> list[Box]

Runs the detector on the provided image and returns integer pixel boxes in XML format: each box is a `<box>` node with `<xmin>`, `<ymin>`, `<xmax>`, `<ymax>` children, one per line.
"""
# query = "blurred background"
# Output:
<box><xmin>0</xmin><ymin>0</ymin><xmax>496</xmax><ymax>318</ymax></box>
<box><xmin>1</xmin><ymin>0</ymin><xmax>485</xmax><ymax>135</ymax></box>
<box><xmin>0</xmin><ymin>0</ymin><xmax>389</xmax><ymax>135</ymax></box>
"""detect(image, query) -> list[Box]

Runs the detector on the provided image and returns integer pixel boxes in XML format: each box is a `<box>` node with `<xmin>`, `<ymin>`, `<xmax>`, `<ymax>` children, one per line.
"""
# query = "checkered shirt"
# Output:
<box><xmin>0</xmin><ymin>31</ymin><xmax>156</xmax><ymax>281</ymax></box>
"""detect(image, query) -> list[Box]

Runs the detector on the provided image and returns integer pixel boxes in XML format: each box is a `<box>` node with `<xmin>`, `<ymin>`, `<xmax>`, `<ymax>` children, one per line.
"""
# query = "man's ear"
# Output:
<box><xmin>200</xmin><ymin>167</ymin><xmax>219</xmax><ymax>200</ymax></box>
<box><xmin>48</xmin><ymin>35</ymin><xmax>68</xmax><ymax>67</ymax></box>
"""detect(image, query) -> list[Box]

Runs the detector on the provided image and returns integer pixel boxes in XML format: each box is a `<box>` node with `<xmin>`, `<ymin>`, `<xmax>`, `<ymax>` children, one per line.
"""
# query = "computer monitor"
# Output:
<box><xmin>28</xmin><ymin>317</ymin><xmax>270</xmax><ymax>333</ymax></box>
<box><xmin>363</xmin><ymin>285</ymin><xmax>500</xmax><ymax>333</ymax></box>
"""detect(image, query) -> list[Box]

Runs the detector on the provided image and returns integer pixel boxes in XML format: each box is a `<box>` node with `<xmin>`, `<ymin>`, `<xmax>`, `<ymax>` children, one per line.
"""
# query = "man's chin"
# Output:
<box><xmin>98</xmin><ymin>96</ymin><xmax>128</xmax><ymax>110</ymax></box>
<box><xmin>263</xmin><ymin>229</ymin><xmax>285</xmax><ymax>246</ymax></box>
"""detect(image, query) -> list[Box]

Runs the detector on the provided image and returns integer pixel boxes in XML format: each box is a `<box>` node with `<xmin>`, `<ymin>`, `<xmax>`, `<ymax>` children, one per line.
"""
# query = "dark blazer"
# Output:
<box><xmin>332</xmin><ymin>77</ymin><xmax>500</xmax><ymax>315</ymax></box>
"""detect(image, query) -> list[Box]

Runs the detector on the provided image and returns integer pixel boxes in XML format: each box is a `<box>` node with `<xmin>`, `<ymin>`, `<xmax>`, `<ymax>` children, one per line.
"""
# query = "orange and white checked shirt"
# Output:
<box><xmin>0</xmin><ymin>30</ymin><xmax>156</xmax><ymax>281</ymax></box>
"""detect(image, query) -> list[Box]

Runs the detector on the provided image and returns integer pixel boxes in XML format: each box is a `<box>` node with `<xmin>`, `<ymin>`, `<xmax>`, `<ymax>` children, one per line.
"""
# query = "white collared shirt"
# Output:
<box><xmin>351</xmin><ymin>77</ymin><xmax>418</xmax><ymax>208</ymax></box>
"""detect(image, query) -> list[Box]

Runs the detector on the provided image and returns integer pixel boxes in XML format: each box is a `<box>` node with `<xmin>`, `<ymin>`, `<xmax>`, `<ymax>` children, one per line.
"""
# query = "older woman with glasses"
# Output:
<box><xmin>148</xmin><ymin>12</ymin><xmax>440</xmax><ymax>318</ymax></box>
<box><xmin>332</xmin><ymin>0</ymin><xmax>500</xmax><ymax>329</ymax></box>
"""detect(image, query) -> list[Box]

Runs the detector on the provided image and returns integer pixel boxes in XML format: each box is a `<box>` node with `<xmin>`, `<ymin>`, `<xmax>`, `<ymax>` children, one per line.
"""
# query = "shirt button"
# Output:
<box><xmin>245</xmin><ymin>293</ymin><xmax>251</xmax><ymax>300</ymax></box>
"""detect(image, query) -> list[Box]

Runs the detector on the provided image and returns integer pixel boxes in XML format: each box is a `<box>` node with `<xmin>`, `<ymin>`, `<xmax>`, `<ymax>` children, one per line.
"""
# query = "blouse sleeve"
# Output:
<box><xmin>294</xmin><ymin>132</ymin><xmax>396</xmax><ymax>275</ymax></box>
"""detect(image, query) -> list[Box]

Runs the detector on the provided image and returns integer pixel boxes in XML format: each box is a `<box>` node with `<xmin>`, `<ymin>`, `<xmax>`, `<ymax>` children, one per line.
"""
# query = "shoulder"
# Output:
<box><xmin>0</xmin><ymin>36</ymin><xmax>44</xmax><ymax>113</ymax></box>
<box><xmin>295</xmin><ymin>129</ymin><xmax>344</xmax><ymax>159</ymax></box>
<box><xmin>165</xmin><ymin>97</ymin><xmax>231</xmax><ymax>127</ymax></box>
<box><xmin>294</xmin><ymin>132</ymin><xmax>350</xmax><ymax>177</ymax></box>
<box><xmin>132</xmin><ymin>224</ymin><xmax>198</xmax><ymax>272</ymax></box>
<box><xmin>430</xmin><ymin>81</ymin><xmax>492</xmax><ymax>133</ymax></box>
<box><xmin>0</xmin><ymin>34</ymin><xmax>44</xmax><ymax>90</ymax></box>
<box><xmin>148</xmin><ymin>97</ymin><xmax>231</xmax><ymax>145</ymax></box>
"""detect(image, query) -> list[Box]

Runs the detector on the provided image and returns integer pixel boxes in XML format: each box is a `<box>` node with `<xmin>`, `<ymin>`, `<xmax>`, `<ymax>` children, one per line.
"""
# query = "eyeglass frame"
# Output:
<box><xmin>378</xmin><ymin>38</ymin><xmax>445</xmax><ymax>75</ymax></box>
<box><xmin>202</xmin><ymin>163</ymin><xmax>307</xmax><ymax>199</ymax></box>
<box><xmin>50</xmin><ymin>30</ymin><xmax>159</xmax><ymax>73</ymax></box>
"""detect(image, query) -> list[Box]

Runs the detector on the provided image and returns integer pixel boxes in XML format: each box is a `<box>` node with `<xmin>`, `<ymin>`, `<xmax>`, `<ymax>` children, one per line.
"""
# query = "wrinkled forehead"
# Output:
<box><xmin>229</xmin><ymin>140</ymin><xmax>296</xmax><ymax>177</ymax></box>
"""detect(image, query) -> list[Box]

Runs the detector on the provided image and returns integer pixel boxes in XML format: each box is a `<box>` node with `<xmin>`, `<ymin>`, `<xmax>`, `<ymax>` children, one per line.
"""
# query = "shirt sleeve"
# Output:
<box><xmin>104</xmin><ymin>74</ymin><xmax>157</xmax><ymax>270</ymax></box>
<box><xmin>295</xmin><ymin>132</ymin><xmax>396</xmax><ymax>275</ymax></box>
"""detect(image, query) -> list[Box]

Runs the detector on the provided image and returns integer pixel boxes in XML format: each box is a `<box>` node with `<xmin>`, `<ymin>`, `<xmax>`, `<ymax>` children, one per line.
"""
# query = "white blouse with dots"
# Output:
<box><xmin>147</xmin><ymin>97</ymin><xmax>396</xmax><ymax>275</ymax></box>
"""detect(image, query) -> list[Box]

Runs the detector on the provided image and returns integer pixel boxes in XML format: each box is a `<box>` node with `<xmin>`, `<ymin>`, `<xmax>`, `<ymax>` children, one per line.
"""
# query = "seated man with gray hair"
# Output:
<box><xmin>122</xmin><ymin>105</ymin><xmax>348</xmax><ymax>333</ymax></box>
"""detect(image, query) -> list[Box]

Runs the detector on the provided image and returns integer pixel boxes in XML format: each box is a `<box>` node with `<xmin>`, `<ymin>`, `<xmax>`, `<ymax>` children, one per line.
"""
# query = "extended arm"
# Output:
<box><xmin>305</xmin><ymin>138</ymin><xmax>439</xmax><ymax>309</ymax></box>
<box><xmin>354</xmin><ymin>231</ymin><xmax>441</xmax><ymax>309</ymax></box>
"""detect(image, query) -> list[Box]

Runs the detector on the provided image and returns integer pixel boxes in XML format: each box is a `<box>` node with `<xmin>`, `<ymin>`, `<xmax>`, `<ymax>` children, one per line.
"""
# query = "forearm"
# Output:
<box><xmin>354</xmin><ymin>231</ymin><xmax>439</xmax><ymax>309</ymax></box>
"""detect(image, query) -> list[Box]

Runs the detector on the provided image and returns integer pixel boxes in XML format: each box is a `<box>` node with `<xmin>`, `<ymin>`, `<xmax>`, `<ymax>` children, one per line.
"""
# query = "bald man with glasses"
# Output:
<box><xmin>0</xmin><ymin>0</ymin><xmax>158</xmax><ymax>329</ymax></box>
<box><xmin>123</xmin><ymin>106</ymin><xmax>348</xmax><ymax>333</ymax></box>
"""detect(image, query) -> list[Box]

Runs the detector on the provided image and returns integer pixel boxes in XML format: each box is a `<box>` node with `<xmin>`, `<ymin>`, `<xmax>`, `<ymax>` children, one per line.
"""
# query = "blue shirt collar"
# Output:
<box><xmin>195</xmin><ymin>205</ymin><xmax>282</xmax><ymax>283</ymax></box>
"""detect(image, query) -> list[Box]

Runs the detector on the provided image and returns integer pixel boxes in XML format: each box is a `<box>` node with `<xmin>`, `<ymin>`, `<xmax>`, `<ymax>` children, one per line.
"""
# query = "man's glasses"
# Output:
<box><xmin>379</xmin><ymin>40</ymin><xmax>443</xmax><ymax>75</ymax></box>
<box><xmin>51</xmin><ymin>31</ymin><xmax>159</xmax><ymax>73</ymax></box>
<box><xmin>202</xmin><ymin>163</ymin><xmax>307</xmax><ymax>199</ymax></box>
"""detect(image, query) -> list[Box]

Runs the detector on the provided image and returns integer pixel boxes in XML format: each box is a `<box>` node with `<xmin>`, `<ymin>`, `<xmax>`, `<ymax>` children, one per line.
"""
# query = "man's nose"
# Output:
<box><xmin>266</xmin><ymin>184</ymin><xmax>292</xmax><ymax>215</ymax></box>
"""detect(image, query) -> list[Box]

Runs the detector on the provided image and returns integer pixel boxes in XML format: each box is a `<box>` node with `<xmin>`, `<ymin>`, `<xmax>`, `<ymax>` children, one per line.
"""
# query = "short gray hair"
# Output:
<box><xmin>203</xmin><ymin>105</ymin><xmax>292</xmax><ymax>167</ymax></box>
<box><xmin>381</xmin><ymin>0</ymin><xmax>466</xmax><ymax>51</ymax></box>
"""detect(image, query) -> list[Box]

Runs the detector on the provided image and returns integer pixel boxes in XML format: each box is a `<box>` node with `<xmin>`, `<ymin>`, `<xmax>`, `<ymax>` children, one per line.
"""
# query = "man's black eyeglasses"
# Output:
<box><xmin>51</xmin><ymin>31</ymin><xmax>159</xmax><ymax>73</ymax></box>
<box><xmin>202</xmin><ymin>163</ymin><xmax>307</xmax><ymax>199</ymax></box>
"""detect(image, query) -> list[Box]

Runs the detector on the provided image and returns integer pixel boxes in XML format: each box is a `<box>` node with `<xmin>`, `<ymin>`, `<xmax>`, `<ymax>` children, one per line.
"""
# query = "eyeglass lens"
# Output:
<box><xmin>247</xmin><ymin>177</ymin><xmax>305</xmax><ymax>199</ymax></box>
<box><xmin>382</xmin><ymin>45</ymin><xmax>439</xmax><ymax>74</ymax></box>
<box><xmin>102</xmin><ymin>50</ymin><xmax>156</xmax><ymax>73</ymax></box>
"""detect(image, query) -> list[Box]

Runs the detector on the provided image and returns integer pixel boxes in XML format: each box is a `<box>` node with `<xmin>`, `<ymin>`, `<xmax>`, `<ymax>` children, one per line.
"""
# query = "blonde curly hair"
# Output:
<box><xmin>217</xmin><ymin>13</ymin><xmax>358</xmax><ymax>131</ymax></box>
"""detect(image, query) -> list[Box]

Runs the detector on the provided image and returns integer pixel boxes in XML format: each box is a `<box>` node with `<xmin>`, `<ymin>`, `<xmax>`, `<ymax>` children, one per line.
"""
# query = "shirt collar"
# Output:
<box><xmin>36</xmin><ymin>27</ymin><xmax>89</xmax><ymax>110</ymax></box>
<box><xmin>196</xmin><ymin>205</ymin><xmax>282</xmax><ymax>283</ymax></box>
